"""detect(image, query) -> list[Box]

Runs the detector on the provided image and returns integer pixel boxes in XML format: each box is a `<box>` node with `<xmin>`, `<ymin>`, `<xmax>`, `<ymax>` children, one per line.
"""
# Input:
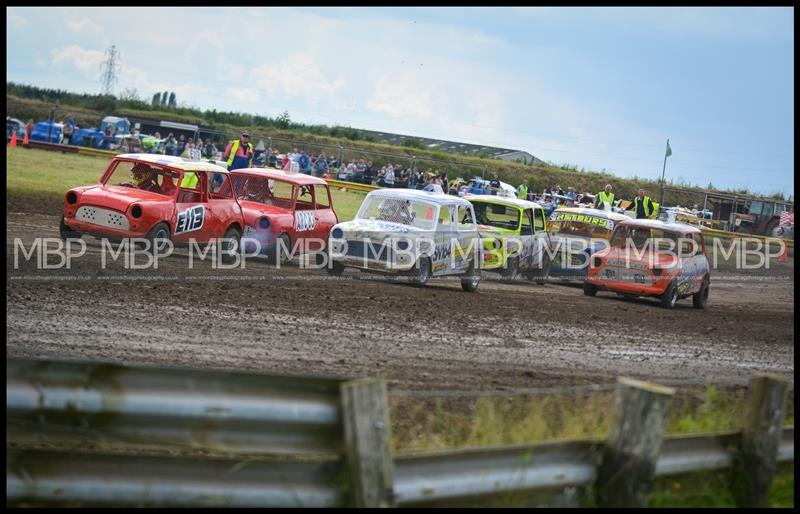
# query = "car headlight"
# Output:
<box><xmin>131</xmin><ymin>204</ymin><xmax>142</xmax><ymax>218</ymax></box>
<box><xmin>331</xmin><ymin>227</ymin><xmax>344</xmax><ymax>239</ymax></box>
<box><xmin>396</xmin><ymin>239</ymin><xmax>410</xmax><ymax>251</ymax></box>
<box><xmin>66</xmin><ymin>192</ymin><xmax>78</xmax><ymax>204</ymax></box>
<box><xmin>259</xmin><ymin>216</ymin><xmax>271</xmax><ymax>229</ymax></box>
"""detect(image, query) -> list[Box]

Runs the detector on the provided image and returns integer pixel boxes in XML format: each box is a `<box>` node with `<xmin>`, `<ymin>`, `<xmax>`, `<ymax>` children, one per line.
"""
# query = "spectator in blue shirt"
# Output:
<box><xmin>314</xmin><ymin>152</ymin><xmax>328</xmax><ymax>177</ymax></box>
<box><xmin>298</xmin><ymin>150</ymin><xmax>312</xmax><ymax>175</ymax></box>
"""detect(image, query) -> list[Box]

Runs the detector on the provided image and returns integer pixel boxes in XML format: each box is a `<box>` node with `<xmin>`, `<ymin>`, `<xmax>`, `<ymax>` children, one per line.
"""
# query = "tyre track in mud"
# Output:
<box><xmin>6</xmin><ymin>213</ymin><xmax>795</xmax><ymax>390</ymax></box>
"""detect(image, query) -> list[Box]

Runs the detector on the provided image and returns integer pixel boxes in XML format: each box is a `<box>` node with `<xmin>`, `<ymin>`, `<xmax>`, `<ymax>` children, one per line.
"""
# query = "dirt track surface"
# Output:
<box><xmin>6</xmin><ymin>212</ymin><xmax>795</xmax><ymax>391</ymax></box>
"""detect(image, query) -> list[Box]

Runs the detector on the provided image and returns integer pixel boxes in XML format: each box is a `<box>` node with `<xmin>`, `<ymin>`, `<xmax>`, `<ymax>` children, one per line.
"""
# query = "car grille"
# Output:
<box><xmin>345</xmin><ymin>239</ymin><xmax>394</xmax><ymax>261</ymax></box>
<box><xmin>75</xmin><ymin>206</ymin><xmax>130</xmax><ymax>230</ymax></box>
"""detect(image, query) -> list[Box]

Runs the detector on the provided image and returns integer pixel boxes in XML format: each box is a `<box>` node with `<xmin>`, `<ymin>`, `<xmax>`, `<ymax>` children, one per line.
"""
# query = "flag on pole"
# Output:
<box><xmin>665</xmin><ymin>139</ymin><xmax>672</xmax><ymax>158</ymax></box>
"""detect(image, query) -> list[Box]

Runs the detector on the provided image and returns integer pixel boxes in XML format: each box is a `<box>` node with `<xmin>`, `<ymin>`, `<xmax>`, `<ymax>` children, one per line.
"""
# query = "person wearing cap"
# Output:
<box><xmin>223</xmin><ymin>131</ymin><xmax>254</xmax><ymax>171</ymax></box>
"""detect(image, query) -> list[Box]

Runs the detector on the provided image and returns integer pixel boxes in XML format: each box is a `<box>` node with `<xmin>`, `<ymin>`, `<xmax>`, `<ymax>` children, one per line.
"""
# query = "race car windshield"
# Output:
<box><xmin>231</xmin><ymin>175</ymin><xmax>292</xmax><ymax>207</ymax></box>
<box><xmin>471</xmin><ymin>202</ymin><xmax>520</xmax><ymax>230</ymax></box>
<box><xmin>105</xmin><ymin>161</ymin><xmax>179</xmax><ymax>197</ymax></box>
<box><xmin>550</xmin><ymin>220</ymin><xmax>612</xmax><ymax>239</ymax></box>
<box><xmin>610</xmin><ymin>227</ymin><xmax>681</xmax><ymax>251</ymax></box>
<box><xmin>357</xmin><ymin>196</ymin><xmax>437</xmax><ymax>229</ymax></box>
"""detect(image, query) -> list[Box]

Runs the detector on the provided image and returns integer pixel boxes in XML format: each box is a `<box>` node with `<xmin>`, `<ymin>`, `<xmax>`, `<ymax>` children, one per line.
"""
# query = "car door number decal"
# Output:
<box><xmin>295</xmin><ymin>211</ymin><xmax>316</xmax><ymax>232</ymax></box>
<box><xmin>175</xmin><ymin>205</ymin><xmax>205</xmax><ymax>234</ymax></box>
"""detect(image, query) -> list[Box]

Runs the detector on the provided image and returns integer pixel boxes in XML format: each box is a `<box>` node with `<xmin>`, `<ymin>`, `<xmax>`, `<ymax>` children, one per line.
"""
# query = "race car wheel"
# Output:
<box><xmin>145</xmin><ymin>222</ymin><xmax>171</xmax><ymax>254</ymax></box>
<box><xmin>220</xmin><ymin>226</ymin><xmax>241</xmax><ymax>264</ymax></box>
<box><xmin>692</xmin><ymin>277</ymin><xmax>710</xmax><ymax>309</ymax></box>
<box><xmin>583</xmin><ymin>282</ymin><xmax>598</xmax><ymax>296</ymax></box>
<box><xmin>409</xmin><ymin>257</ymin><xmax>431</xmax><ymax>288</ymax></box>
<box><xmin>533</xmin><ymin>254</ymin><xmax>551</xmax><ymax>285</ymax></box>
<box><xmin>59</xmin><ymin>216</ymin><xmax>81</xmax><ymax>241</ymax></box>
<box><xmin>326</xmin><ymin>260</ymin><xmax>346</xmax><ymax>276</ymax></box>
<box><xmin>270</xmin><ymin>234</ymin><xmax>291</xmax><ymax>266</ymax></box>
<box><xmin>500</xmin><ymin>256</ymin><xmax>519</xmax><ymax>283</ymax></box>
<box><xmin>460</xmin><ymin>261</ymin><xmax>481</xmax><ymax>292</ymax></box>
<box><xmin>660</xmin><ymin>279</ymin><xmax>679</xmax><ymax>309</ymax></box>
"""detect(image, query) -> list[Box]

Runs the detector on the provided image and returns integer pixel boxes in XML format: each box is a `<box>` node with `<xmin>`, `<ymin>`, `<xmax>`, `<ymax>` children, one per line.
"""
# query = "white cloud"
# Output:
<box><xmin>226</xmin><ymin>87</ymin><xmax>262</xmax><ymax>104</ymax></box>
<box><xmin>8</xmin><ymin>12</ymin><xmax>29</xmax><ymax>27</ymax></box>
<box><xmin>66</xmin><ymin>18</ymin><xmax>104</xmax><ymax>36</ymax></box>
<box><xmin>51</xmin><ymin>45</ymin><xmax>105</xmax><ymax>74</ymax></box>
<box><xmin>249</xmin><ymin>54</ymin><xmax>347</xmax><ymax>105</ymax></box>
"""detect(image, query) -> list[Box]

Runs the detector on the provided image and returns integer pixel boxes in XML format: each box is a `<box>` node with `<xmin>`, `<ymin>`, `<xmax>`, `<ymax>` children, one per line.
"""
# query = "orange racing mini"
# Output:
<box><xmin>584</xmin><ymin>218</ymin><xmax>710</xmax><ymax>309</ymax></box>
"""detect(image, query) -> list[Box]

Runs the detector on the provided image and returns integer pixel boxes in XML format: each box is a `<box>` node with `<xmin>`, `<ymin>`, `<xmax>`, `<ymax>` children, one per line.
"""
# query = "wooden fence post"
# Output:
<box><xmin>731</xmin><ymin>373</ymin><xmax>790</xmax><ymax>507</ymax></box>
<box><xmin>595</xmin><ymin>377</ymin><xmax>674</xmax><ymax>507</ymax></box>
<box><xmin>340</xmin><ymin>379</ymin><xmax>395</xmax><ymax>508</ymax></box>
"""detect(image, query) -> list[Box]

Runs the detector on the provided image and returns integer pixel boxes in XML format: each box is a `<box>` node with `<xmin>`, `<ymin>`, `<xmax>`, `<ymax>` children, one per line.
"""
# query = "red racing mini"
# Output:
<box><xmin>60</xmin><ymin>154</ymin><xmax>245</xmax><ymax>255</ymax></box>
<box><xmin>229</xmin><ymin>168</ymin><xmax>339</xmax><ymax>263</ymax></box>
<box><xmin>584</xmin><ymin>219</ymin><xmax>711</xmax><ymax>309</ymax></box>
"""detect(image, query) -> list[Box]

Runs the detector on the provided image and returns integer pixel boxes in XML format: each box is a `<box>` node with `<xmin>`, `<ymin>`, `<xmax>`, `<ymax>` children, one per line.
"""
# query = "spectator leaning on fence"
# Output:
<box><xmin>223</xmin><ymin>131</ymin><xmax>254</xmax><ymax>171</ymax></box>
<box><xmin>314</xmin><ymin>152</ymin><xmax>328</xmax><ymax>177</ymax></box>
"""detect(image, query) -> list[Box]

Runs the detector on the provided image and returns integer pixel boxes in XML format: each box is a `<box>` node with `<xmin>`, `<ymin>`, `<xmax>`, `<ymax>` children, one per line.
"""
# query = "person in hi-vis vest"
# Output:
<box><xmin>223</xmin><ymin>131</ymin><xmax>254</xmax><ymax>171</ymax></box>
<box><xmin>632</xmin><ymin>188</ymin><xmax>658</xmax><ymax>219</ymax></box>
<box><xmin>595</xmin><ymin>184</ymin><xmax>615</xmax><ymax>211</ymax></box>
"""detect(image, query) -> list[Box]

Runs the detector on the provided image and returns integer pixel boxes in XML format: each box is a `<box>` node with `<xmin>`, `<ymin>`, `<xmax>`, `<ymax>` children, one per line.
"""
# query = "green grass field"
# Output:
<box><xmin>6</xmin><ymin>146</ymin><xmax>368</xmax><ymax>221</ymax></box>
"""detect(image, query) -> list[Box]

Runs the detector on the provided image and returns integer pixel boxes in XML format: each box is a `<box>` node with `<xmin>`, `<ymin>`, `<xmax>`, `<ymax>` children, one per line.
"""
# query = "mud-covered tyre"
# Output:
<box><xmin>660</xmin><ymin>279</ymin><xmax>679</xmax><ymax>309</ymax></box>
<box><xmin>270</xmin><ymin>233</ymin><xmax>291</xmax><ymax>266</ymax></box>
<box><xmin>460</xmin><ymin>261</ymin><xmax>481</xmax><ymax>292</ymax></box>
<box><xmin>692</xmin><ymin>277</ymin><xmax>710</xmax><ymax>309</ymax></box>
<box><xmin>145</xmin><ymin>222</ymin><xmax>171</xmax><ymax>254</ymax></box>
<box><xmin>59</xmin><ymin>216</ymin><xmax>81</xmax><ymax>241</ymax></box>
<box><xmin>220</xmin><ymin>226</ymin><xmax>241</xmax><ymax>264</ymax></box>
<box><xmin>409</xmin><ymin>257</ymin><xmax>431</xmax><ymax>288</ymax></box>
<box><xmin>326</xmin><ymin>260</ymin><xmax>346</xmax><ymax>276</ymax></box>
<box><xmin>533</xmin><ymin>254</ymin><xmax>551</xmax><ymax>285</ymax></box>
<box><xmin>500</xmin><ymin>256</ymin><xmax>519</xmax><ymax>283</ymax></box>
<box><xmin>583</xmin><ymin>281</ymin><xmax>598</xmax><ymax>296</ymax></box>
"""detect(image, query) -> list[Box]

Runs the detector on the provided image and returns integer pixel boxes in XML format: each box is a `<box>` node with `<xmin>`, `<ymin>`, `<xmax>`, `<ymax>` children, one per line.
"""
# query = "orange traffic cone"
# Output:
<box><xmin>9</xmin><ymin>131</ymin><xmax>17</xmax><ymax>147</ymax></box>
<box><xmin>22</xmin><ymin>131</ymin><xmax>29</xmax><ymax>146</ymax></box>
<box><xmin>778</xmin><ymin>242</ymin><xmax>788</xmax><ymax>263</ymax></box>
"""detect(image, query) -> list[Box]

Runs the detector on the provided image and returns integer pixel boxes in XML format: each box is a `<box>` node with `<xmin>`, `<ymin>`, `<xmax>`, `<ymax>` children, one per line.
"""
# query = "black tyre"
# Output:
<box><xmin>460</xmin><ymin>260</ymin><xmax>481</xmax><ymax>292</ymax></box>
<box><xmin>326</xmin><ymin>259</ymin><xmax>346</xmax><ymax>276</ymax></box>
<box><xmin>409</xmin><ymin>257</ymin><xmax>431</xmax><ymax>288</ymax></box>
<box><xmin>270</xmin><ymin>233</ymin><xmax>291</xmax><ymax>266</ymax></box>
<box><xmin>220</xmin><ymin>226</ymin><xmax>241</xmax><ymax>264</ymax></box>
<box><xmin>660</xmin><ymin>279</ymin><xmax>679</xmax><ymax>309</ymax></box>
<box><xmin>59</xmin><ymin>216</ymin><xmax>81</xmax><ymax>241</ymax></box>
<box><xmin>533</xmin><ymin>253</ymin><xmax>552</xmax><ymax>285</ymax></box>
<box><xmin>692</xmin><ymin>277</ymin><xmax>710</xmax><ymax>309</ymax></box>
<box><xmin>145</xmin><ymin>222</ymin><xmax>171</xmax><ymax>254</ymax></box>
<box><xmin>583</xmin><ymin>281</ymin><xmax>598</xmax><ymax>297</ymax></box>
<box><xmin>500</xmin><ymin>255</ymin><xmax>519</xmax><ymax>283</ymax></box>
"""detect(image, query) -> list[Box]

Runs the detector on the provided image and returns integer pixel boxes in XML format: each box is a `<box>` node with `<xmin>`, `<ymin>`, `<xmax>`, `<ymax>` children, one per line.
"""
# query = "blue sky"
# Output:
<box><xmin>6</xmin><ymin>7</ymin><xmax>794</xmax><ymax>197</ymax></box>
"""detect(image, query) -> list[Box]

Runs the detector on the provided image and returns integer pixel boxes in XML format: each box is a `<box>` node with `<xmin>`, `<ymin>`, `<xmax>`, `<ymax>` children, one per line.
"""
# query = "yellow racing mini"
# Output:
<box><xmin>466</xmin><ymin>195</ymin><xmax>551</xmax><ymax>283</ymax></box>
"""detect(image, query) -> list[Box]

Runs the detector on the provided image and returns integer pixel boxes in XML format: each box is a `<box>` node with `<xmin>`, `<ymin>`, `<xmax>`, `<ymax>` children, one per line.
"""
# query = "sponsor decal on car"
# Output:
<box><xmin>552</xmin><ymin>212</ymin><xmax>614</xmax><ymax>230</ymax></box>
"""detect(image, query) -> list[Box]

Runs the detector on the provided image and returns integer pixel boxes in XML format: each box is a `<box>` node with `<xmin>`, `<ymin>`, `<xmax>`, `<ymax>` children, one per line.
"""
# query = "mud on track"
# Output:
<box><xmin>6</xmin><ymin>212</ymin><xmax>795</xmax><ymax>391</ymax></box>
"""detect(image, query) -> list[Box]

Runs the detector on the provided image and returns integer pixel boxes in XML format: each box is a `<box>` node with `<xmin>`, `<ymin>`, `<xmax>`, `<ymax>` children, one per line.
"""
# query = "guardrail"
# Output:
<box><xmin>6</xmin><ymin>359</ymin><xmax>792</xmax><ymax>507</ymax></box>
<box><xmin>324</xmin><ymin>178</ymin><xmax>380</xmax><ymax>193</ymax></box>
<box><xmin>700</xmin><ymin>225</ymin><xmax>794</xmax><ymax>249</ymax></box>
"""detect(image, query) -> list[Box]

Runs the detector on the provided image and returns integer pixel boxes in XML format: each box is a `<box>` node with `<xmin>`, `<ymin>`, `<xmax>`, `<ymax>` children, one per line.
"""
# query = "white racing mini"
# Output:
<box><xmin>327</xmin><ymin>189</ymin><xmax>482</xmax><ymax>292</ymax></box>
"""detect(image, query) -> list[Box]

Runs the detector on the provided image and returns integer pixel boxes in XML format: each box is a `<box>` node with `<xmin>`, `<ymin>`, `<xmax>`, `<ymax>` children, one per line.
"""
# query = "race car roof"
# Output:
<box><xmin>553</xmin><ymin>207</ymin><xmax>632</xmax><ymax>222</ymax></box>
<box><xmin>230</xmin><ymin>168</ymin><xmax>328</xmax><ymax>186</ymax></box>
<box><xmin>115</xmin><ymin>154</ymin><xmax>229</xmax><ymax>173</ymax></box>
<box><xmin>465</xmin><ymin>194</ymin><xmax>544</xmax><ymax>210</ymax></box>
<box><xmin>366</xmin><ymin>187</ymin><xmax>472</xmax><ymax>206</ymax></box>
<box><xmin>616</xmin><ymin>218</ymin><xmax>703</xmax><ymax>234</ymax></box>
